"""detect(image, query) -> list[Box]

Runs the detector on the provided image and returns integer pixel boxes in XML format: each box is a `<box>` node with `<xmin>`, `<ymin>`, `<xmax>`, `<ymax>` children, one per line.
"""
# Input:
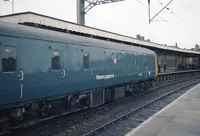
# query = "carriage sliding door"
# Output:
<box><xmin>0</xmin><ymin>36</ymin><xmax>21</xmax><ymax>104</ymax></box>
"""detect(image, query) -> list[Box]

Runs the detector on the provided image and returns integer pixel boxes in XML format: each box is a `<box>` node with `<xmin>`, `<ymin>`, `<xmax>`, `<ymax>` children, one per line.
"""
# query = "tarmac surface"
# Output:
<box><xmin>126</xmin><ymin>83</ymin><xmax>200</xmax><ymax>136</ymax></box>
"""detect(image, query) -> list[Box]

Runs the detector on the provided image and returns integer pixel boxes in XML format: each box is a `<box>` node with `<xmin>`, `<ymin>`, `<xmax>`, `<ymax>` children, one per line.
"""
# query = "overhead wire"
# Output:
<box><xmin>86</xmin><ymin>0</ymin><xmax>200</xmax><ymax>43</ymax></box>
<box><xmin>164</xmin><ymin>7</ymin><xmax>189</xmax><ymax>25</ymax></box>
<box><xmin>156</xmin><ymin>0</ymin><xmax>163</xmax><ymax>5</ymax></box>
<box><xmin>135</xmin><ymin>0</ymin><xmax>166</xmax><ymax>22</ymax></box>
<box><xmin>161</xmin><ymin>4</ymin><xmax>199</xmax><ymax>39</ymax></box>
<box><xmin>86</xmin><ymin>13</ymin><xmax>133</xmax><ymax>37</ymax></box>
<box><xmin>155</xmin><ymin>0</ymin><xmax>190</xmax><ymax>25</ymax></box>
<box><xmin>86</xmin><ymin>13</ymin><xmax>126</xmax><ymax>28</ymax></box>
<box><xmin>135</xmin><ymin>0</ymin><xmax>200</xmax><ymax>40</ymax></box>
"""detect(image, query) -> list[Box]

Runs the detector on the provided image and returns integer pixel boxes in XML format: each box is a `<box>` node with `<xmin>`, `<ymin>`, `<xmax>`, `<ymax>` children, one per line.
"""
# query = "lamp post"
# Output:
<box><xmin>4</xmin><ymin>0</ymin><xmax>14</xmax><ymax>14</ymax></box>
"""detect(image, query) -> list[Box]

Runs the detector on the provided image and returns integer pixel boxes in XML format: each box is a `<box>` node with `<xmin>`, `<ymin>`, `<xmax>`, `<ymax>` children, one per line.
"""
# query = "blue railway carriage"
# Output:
<box><xmin>0</xmin><ymin>21</ymin><xmax>156</xmax><ymax>129</ymax></box>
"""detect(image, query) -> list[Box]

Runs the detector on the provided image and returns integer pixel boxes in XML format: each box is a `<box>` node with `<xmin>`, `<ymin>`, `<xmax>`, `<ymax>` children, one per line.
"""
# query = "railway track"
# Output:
<box><xmin>16</xmin><ymin>74</ymin><xmax>200</xmax><ymax>136</ymax></box>
<box><xmin>84</xmin><ymin>79</ymin><xmax>200</xmax><ymax>136</ymax></box>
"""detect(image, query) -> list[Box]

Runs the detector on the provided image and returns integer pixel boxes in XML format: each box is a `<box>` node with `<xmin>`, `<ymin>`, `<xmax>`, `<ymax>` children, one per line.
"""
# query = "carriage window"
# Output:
<box><xmin>2</xmin><ymin>47</ymin><xmax>17</xmax><ymax>72</ymax></box>
<box><xmin>133</xmin><ymin>55</ymin><xmax>137</xmax><ymax>66</ymax></box>
<box><xmin>83</xmin><ymin>53</ymin><xmax>90</xmax><ymax>69</ymax></box>
<box><xmin>51</xmin><ymin>50</ymin><xmax>61</xmax><ymax>70</ymax></box>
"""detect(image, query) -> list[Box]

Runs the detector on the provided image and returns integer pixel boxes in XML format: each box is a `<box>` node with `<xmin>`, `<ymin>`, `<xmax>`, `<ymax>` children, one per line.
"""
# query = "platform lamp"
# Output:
<box><xmin>4</xmin><ymin>0</ymin><xmax>14</xmax><ymax>14</ymax></box>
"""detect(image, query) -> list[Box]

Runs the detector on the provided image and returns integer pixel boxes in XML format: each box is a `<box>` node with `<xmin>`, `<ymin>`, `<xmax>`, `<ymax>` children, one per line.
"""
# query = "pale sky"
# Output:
<box><xmin>0</xmin><ymin>0</ymin><xmax>200</xmax><ymax>49</ymax></box>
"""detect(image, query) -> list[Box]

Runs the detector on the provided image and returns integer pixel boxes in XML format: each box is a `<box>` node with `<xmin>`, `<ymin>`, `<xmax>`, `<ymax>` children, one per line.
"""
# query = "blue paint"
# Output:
<box><xmin>0</xmin><ymin>22</ymin><xmax>156</xmax><ymax>107</ymax></box>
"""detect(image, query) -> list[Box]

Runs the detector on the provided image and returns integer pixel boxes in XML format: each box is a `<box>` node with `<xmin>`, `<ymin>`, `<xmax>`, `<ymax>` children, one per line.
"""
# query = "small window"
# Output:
<box><xmin>133</xmin><ymin>55</ymin><xmax>137</xmax><ymax>66</ymax></box>
<box><xmin>83</xmin><ymin>53</ymin><xmax>90</xmax><ymax>69</ymax></box>
<box><xmin>51</xmin><ymin>50</ymin><xmax>61</xmax><ymax>70</ymax></box>
<box><xmin>2</xmin><ymin>47</ymin><xmax>17</xmax><ymax>72</ymax></box>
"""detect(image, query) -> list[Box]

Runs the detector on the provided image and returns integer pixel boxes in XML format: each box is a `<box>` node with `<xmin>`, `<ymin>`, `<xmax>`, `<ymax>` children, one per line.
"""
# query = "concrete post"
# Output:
<box><xmin>164</xmin><ymin>55</ymin><xmax>166</xmax><ymax>72</ymax></box>
<box><xmin>177</xmin><ymin>56</ymin><xmax>180</xmax><ymax>71</ymax></box>
<box><xmin>175</xmin><ymin>56</ymin><xmax>178</xmax><ymax>71</ymax></box>
<box><xmin>174</xmin><ymin>55</ymin><xmax>180</xmax><ymax>71</ymax></box>
<box><xmin>158</xmin><ymin>55</ymin><xmax>161</xmax><ymax>73</ymax></box>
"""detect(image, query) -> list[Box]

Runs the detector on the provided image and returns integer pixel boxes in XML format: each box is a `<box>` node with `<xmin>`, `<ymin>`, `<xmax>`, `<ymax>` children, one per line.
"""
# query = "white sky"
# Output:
<box><xmin>0</xmin><ymin>0</ymin><xmax>200</xmax><ymax>49</ymax></box>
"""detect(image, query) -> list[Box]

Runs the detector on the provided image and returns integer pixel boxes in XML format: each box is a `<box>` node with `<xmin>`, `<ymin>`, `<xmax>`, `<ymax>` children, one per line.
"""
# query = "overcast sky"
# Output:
<box><xmin>0</xmin><ymin>0</ymin><xmax>199</xmax><ymax>49</ymax></box>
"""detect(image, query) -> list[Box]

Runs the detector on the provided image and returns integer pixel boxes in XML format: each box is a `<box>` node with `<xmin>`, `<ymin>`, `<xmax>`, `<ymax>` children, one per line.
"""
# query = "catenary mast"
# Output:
<box><xmin>77</xmin><ymin>0</ymin><xmax>124</xmax><ymax>25</ymax></box>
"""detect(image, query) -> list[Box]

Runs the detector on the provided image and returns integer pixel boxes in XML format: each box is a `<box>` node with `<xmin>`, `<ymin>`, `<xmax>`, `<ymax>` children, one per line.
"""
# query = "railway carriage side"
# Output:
<box><xmin>0</xmin><ymin>34</ymin><xmax>156</xmax><ymax>105</ymax></box>
<box><xmin>0</xmin><ymin>22</ymin><xmax>156</xmax><ymax>131</ymax></box>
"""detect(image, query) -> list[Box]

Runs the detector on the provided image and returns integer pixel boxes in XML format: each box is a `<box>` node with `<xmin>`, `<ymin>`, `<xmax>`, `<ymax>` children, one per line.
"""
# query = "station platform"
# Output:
<box><xmin>126</xmin><ymin>83</ymin><xmax>200</xmax><ymax>136</ymax></box>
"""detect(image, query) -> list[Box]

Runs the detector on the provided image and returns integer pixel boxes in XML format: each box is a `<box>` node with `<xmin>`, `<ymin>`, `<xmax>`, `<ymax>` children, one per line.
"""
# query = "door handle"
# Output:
<box><xmin>62</xmin><ymin>69</ymin><xmax>66</xmax><ymax>77</ymax></box>
<box><xmin>17</xmin><ymin>71</ymin><xmax>24</xmax><ymax>80</ymax></box>
<box><xmin>20</xmin><ymin>84</ymin><xmax>23</xmax><ymax>99</ymax></box>
<box><xmin>89</xmin><ymin>68</ymin><xmax>93</xmax><ymax>75</ymax></box>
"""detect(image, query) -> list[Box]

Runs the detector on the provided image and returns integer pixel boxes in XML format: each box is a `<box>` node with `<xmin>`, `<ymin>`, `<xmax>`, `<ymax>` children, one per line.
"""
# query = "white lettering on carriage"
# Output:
<box><xmin>96</xmin><ymin>74</ymin><xmax>115</xmax><ymax>80</ymax></box>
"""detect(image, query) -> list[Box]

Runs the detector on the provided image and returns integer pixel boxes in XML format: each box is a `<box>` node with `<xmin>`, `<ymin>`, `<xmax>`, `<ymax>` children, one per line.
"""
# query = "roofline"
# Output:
<box><xmin>0</xmin><ymin>11</ymin><xmax>199</xmax><ymax>55</ymax></box>
<box><xmin>0</xmin><ymin>11</ymin><xmax>138</xmax><ymax>41</ymax></box>
<box><xmin>0</xmin><ymin>21</ymin><xmax>155</xmax><ymax>54</ymax></box>
<box><xmin>0</xmin><ymin>11</ymin><xmax>162</xmax><ymax>45</ymax></box>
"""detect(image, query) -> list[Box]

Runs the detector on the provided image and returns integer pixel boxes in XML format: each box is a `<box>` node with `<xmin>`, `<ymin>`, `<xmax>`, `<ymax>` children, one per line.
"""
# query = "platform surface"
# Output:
<box><xmin>126</xmin><ymin>83</ymin><xmax>200</xmax><ymax>136</ymax></box>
